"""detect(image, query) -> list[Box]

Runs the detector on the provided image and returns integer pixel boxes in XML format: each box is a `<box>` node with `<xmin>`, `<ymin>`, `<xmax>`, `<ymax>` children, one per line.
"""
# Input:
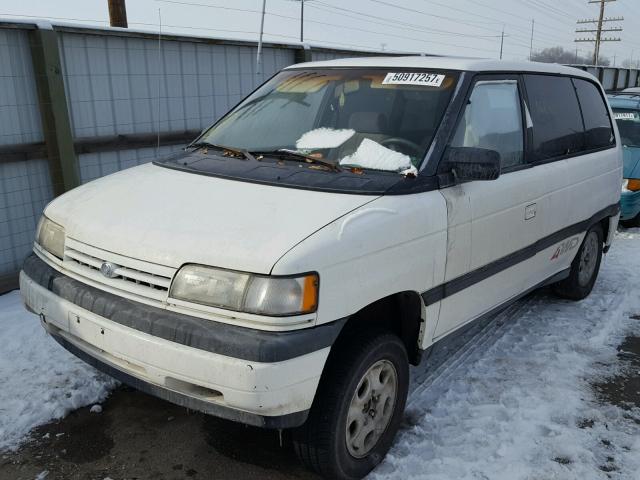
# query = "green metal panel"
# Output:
<box><xmin>29</xmin><ymin>26</ymin><xmax>79</xmax><ymax>195</ymax></box>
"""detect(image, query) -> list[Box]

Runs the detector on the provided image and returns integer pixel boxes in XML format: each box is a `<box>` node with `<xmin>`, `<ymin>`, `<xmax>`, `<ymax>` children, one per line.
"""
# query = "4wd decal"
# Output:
<box><xmin>551</xmin><ymin>237</ymin><xmax>580</xmax><ymax>260</ymax></box>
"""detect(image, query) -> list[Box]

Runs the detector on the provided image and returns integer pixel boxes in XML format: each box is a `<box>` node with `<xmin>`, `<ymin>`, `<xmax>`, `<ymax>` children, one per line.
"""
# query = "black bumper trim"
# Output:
<box><xmin>49</xmin><ymin>332</ymin><xmax>309</xmax><ymax>429</ymax></box>
<box><xmin>22</xmin><ymin>254</ymin><xmax>346</xmax><ymax>363</ymax></box>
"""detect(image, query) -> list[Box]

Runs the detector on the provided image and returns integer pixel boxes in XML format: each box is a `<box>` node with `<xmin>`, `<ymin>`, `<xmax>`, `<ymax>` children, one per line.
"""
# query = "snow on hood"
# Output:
<box><xmin>339</xmin><ymin>138</ymin><xmax>416</xmax><ymax>174</ymax></box>
<box><xmin>296</xmin><ymin>128</ymin><xmax>356</xmax><ymax>149</ymax></box>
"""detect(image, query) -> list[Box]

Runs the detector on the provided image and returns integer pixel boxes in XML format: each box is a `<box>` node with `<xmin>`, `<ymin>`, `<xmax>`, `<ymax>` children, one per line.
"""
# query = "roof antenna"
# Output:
<box><xmin>157</xmin><ymin>7</ymin><xmax>163</xmax><ymax>151</ymax></box>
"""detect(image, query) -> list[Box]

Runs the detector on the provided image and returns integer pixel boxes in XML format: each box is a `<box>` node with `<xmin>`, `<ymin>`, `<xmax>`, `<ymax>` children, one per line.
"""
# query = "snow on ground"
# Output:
<box><xmin>373</xmin><ymin>230</ymin><xmax>640</xmax><ymax>480</ymax></box>
<box><xmin>0</xmin><ymin>291</ymin><xmax>116</xmax><ymax>452</ymax></box>
<box><xmin>1</xmin><ymin>231</ymin><xmax>639</xmax><ymax>480</ymax></box>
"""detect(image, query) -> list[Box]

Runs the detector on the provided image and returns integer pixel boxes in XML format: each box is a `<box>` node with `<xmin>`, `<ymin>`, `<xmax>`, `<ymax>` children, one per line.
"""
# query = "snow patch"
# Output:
<box><xmin>339</xmin><ymin>138</ymin><xmax>413</xmax><ymax>172</ymax></box>
<box><xmin>89</xmin><ymin>404</ymin><xmax>103</xmax><ymax>414</ymax></box>
<box><xmin>295</xmin><ymin>128</ymin><xmax>355</xmax><ymax>149</ymax></box>
<box><xmin>0</xmin><ymin>291</ymin><xmax>116</xmax><ymax>452</ymax></box>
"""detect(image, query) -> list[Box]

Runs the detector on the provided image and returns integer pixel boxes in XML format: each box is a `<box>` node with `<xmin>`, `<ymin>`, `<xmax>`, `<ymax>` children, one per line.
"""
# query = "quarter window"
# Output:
<box><xmin>450</xmin><ymin>80</ymin><xmax>524</xmax><ymax>169</ymax></box>
<box><xmin>573</xmin><ymin>78</ymin><xmax>615</xmax><ymax>149</ymax></box>
<box><xmin>523</xmin><ymin>75</ymin><xmax>584</xmax><ymax>161</ymax></box>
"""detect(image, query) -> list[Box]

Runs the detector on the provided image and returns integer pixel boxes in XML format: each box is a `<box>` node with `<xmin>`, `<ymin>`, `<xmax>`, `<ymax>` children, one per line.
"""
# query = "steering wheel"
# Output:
<box><xmin>380</xmin><ymin>137</ymin><xmax>423</xmax><ymax>157</ymax></box>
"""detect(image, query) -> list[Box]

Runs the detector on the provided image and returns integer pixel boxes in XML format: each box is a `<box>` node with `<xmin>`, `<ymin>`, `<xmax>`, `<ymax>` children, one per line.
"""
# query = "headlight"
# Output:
<box><xmin>170</xmin><ymin>264</ymin><xmax>319</xmax><ymax>316</ymax></box>
<box><xmin>36</xmin><ymin>216</ymin><xmax>65</xmax><ymax>259</ymax></box>
<box><xmin>622</xmin><ymin>179</ymin><xmax>640</xmax><ymax>192</ymax></box>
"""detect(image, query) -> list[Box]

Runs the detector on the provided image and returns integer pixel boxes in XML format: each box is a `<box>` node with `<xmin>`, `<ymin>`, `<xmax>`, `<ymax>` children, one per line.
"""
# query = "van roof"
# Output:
<box><xmin>286</xmin><ymin>56</ymin><xmax>595</xmax><ymax>79</ymax></box>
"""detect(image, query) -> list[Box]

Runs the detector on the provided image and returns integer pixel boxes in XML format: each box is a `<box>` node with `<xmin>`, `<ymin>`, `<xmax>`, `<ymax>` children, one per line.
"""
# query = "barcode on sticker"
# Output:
<box><xmin>382</xmin><ymin>72</ymin><xmax>445</xmax><ymax>87</ymax></box>
<box><xmin>614</xmin><ymin>112</ymin><xmax>636</xmax><ymax>120</ymax></box>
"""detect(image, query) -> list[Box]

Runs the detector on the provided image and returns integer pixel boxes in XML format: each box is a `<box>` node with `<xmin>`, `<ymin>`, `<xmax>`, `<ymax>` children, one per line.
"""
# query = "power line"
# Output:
<box><xmin>574</xmin><ymin>0</ymin><xmax>623</xmax><ymax>65</ymax></box>
<box><xmin>308</xmin><ymin>2</ymin><xmax>502</xmax><ymax>40</ymax></box>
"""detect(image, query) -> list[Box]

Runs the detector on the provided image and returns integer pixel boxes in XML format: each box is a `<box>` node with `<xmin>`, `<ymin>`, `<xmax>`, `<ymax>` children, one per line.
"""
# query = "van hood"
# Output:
<box><xmin>45</xmin><ymin>163</ymin><xmax>377</xmax><ymax>274</ymax></box>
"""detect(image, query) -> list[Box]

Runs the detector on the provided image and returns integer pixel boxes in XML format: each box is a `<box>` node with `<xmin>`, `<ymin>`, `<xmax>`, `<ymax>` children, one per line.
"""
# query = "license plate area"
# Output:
<box><xmin>68</xmin><ymin>312</ymin><xmax>108</xmax><ymax>348</ymax></box>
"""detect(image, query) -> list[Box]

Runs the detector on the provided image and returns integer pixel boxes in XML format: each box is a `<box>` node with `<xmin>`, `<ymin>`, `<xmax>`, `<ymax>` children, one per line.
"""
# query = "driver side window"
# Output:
<box><xmin>451</xmin><ymin>80</ymin><xmax>525</xmax><ymax>170</ymax></box>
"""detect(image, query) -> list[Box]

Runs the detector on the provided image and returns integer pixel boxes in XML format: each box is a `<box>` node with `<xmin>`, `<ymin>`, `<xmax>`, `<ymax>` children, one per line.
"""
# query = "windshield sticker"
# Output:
<box><xmin>614</xmin><ymin>112</ymin><xmax>636</xmax><ymax>120</ymax></box>
<box><xmin>382</xmin><ymin>72</ymin><xmax>445</xmax><ymax>87</ymax></box>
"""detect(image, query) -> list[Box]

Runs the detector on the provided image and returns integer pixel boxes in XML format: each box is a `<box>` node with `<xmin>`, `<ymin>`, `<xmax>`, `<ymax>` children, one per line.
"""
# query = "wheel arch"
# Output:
<box><xmin>330</xmin><ymin>291</ymin><xmax>425</xmax><ymax>366</ymax></box>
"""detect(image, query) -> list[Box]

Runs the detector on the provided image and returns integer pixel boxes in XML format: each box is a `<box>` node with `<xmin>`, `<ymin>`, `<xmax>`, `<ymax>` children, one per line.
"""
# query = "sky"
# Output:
<box><xmin>1</xmin><ymin>0</ymin><xmax>640</xmax><ymax>64</ymax></box>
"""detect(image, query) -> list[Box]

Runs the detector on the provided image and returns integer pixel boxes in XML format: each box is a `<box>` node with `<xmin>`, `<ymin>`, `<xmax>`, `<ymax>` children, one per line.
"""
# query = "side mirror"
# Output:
<box><xmin>441</xmin><ymin>147</ymin><xmax>501</xmax><ymax>182</ymax></box>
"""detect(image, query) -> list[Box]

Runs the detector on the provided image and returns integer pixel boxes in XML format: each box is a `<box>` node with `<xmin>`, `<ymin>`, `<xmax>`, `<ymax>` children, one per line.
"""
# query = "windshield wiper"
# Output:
<box><xmin>189</xmin><ymin>141</ymin><xmax>256</xmax><ymax>162</ymax></box>
<box><xmin>253</xmin><ymin>148</ymin><xmax>341</xmax><ymax>172</ymax></box>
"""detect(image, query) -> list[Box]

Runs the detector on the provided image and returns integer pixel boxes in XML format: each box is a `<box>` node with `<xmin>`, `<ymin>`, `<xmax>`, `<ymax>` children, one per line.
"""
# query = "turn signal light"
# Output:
<box><xmin>627</xmin><ymin>179</ymin><xmax>640</xmax><ymax>191</ymax></box>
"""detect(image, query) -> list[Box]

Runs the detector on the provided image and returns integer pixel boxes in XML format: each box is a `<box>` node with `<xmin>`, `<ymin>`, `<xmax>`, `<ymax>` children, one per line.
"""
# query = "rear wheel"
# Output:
<box><xmin>552</xmin><ymin>224</ymin><xmax>603</xmax><ymax>300</ymax></box>
<box><xmin>293</xmin><ymin>331</ymin><xmax>409</xmax><ymax>480</ymax></box>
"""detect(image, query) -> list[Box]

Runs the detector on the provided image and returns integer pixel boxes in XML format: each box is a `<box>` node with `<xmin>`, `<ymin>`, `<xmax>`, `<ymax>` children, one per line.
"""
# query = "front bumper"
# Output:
<box><xmin>20</xmin><ymin>254</ymin><xmax>345</xmax><ymax>428</ymax></box>
<box><xmin>621</xmin><ymin>190</ymin><xmax>640</xmax><ymax>221</ymax></box>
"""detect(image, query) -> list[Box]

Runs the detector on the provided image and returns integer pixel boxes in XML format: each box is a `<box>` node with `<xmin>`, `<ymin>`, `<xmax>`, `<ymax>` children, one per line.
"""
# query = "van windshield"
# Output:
<box><xmin>198</xmin><ymin>68</ymin><xmax>458</xmax><ymax>173</ymax></box>
<box><xmin>613</xmin><ymin>108</ymin><xmax>640</xmax><ymax>148</ymax></box>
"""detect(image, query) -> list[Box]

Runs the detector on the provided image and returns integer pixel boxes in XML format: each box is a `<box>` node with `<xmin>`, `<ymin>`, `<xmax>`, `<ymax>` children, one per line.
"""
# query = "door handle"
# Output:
<box><xmin>525</xmin><ymin>203</ymin><xmax>536</xmax><ymax>221</ymax></box>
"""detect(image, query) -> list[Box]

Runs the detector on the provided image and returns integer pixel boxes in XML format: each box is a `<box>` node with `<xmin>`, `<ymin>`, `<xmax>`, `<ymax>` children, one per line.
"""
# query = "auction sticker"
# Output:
<box><xmin>614</xmin><ymin>112</ymin><xmax>636</xmax><ymax>120</ymax></box>
<box><xmin>382</xmin><ymin>72</ymin><xmax>445</xmax><ymax>87</ymax></box>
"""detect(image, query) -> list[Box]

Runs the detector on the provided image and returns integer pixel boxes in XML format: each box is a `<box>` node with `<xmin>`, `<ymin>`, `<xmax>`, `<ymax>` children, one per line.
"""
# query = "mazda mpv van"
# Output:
<box><xmin>21</xmin><ymin>57</ymin><xmax>622</xmax><ymax>479</ymax></box>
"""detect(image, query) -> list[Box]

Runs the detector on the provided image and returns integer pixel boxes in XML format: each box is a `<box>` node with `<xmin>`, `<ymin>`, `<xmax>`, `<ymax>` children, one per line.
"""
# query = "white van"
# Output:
<box><xmin>21</xmin><ymin>57</ymin><xmax>621</xmax><ymax>479</ymax></box>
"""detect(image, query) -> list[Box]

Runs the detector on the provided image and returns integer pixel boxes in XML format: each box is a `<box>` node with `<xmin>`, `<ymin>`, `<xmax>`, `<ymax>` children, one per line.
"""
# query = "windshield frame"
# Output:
<box><xmin>191</xmin><ymin>66</ymin><xmax>462</xmax><ymax>174</ymax></box>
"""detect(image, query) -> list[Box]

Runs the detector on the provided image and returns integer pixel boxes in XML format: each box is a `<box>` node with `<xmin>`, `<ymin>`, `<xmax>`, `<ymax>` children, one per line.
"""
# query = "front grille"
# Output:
<box><xmin>62</xmin><ymin>240</ymin><xmax>175</xmax><ymax>302</ymax></box>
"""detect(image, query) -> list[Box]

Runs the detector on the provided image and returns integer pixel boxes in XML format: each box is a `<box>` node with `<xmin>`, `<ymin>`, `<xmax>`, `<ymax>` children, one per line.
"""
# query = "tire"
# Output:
<box><xmin>552</xmin><ymin>223</ymin><xmax>603</xmax><ymax>300</ymax></box>
<box><xmin>620</xmin><ymin>212</ymin><xmax>640</xmax><ymax>228</ymax></box>
<box><xmin>293</xmin><ymin>330</ymin><xmax>409</xmax><ymax>480</ymax></box>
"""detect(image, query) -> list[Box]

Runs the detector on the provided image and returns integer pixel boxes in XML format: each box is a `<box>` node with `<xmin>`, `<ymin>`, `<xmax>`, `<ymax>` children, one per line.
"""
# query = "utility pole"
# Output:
<box><xmin>499</xmin><ymin>26</ymin><xmax>505</xmax><ymax>60</ymax></box>
<box><xmin>529</xmin><ymin>19</ymin><xmax>535</xmax><ymax>61</ymax></box>
<box><xmin>257</xmin><ymin>0</ymin><xmax>266</xmax><ymax>74</ymax></box>
<box><xmin>575</xmin><ymin>0</ymin><xmax>623</xmax><ymax>65</ymax></box>
<box><xmin>107</xmin><ymin>0</ymin><xmax>128</xmax><ymax>28</ymax></box>
<box><xmin>300</xmin><ymin>0</ymin><xmax>304</xmax><ymax>43</ymax></box>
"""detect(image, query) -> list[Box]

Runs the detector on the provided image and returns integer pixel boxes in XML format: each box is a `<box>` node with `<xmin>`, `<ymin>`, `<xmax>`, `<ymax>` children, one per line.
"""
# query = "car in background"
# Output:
<box><xmin>609</xmin><ymin>92</ymin><xmax>640</xmax><ymax>227</ymax></box>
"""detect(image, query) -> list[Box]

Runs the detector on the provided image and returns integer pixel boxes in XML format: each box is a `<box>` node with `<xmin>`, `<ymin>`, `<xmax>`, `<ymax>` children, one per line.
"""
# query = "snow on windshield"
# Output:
<box><xmin>296</xmin><ymin>128</ymin><xmax>355</xmax><ymax>149</ymax></box>
<box><xmin>339</xmin><ymin>138</ymin><xmax>416</xmax><ymax>174</ymax></box>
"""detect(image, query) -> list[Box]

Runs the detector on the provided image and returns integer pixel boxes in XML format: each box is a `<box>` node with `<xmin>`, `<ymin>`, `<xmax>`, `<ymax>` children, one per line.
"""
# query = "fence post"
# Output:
<box><xmin>29</xmin><ymin>23</ymin><xmax>79</xmax><ymax>195</ymax></box>
<box><xmin>294</xmin><ymin>44</ymin><xmax>313</xmax><ymax>64</ymax></box>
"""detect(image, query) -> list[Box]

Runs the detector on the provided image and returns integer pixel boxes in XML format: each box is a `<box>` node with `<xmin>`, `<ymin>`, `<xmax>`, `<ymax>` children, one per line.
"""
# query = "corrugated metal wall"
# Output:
<box><xmin>57</xmin><ymin>31</ymin><xmax>295</xmax><ymax>184</ymax></box>
<box><xmin>78</xmin><ymin>144</ymin><xmax>184</xmax><ymax>183</ymax></box>
<box><xmin>59</xmin><ymin>32</ymin><xmax>295</xmax><ymax>139</ymax></box>
<box><xmin>574</xmin><ymin>65</ymin><xmax>640</xmax><ymax>91</ymax></box>
<box><xmin>0</xmin><ymin>28</ymin><xmax>54</xmax><ymax>289</ymax></box>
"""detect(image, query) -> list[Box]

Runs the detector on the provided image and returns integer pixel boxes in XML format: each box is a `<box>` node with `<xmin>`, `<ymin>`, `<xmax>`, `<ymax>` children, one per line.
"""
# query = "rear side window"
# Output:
<box><xmin>573</xmin><ymin>78</ymin><xmax>615</xmax><ymax>149</ymax></box>
<box><xmin>524</xmin><ymin>75</ymin><xmax>584</xmax><ymax>161</ymax></box>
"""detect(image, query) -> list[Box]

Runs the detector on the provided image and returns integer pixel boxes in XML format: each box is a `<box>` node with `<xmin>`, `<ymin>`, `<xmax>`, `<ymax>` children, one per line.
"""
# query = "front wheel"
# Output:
<box><xmin>552</xmin><ymin>224</ymin><xmax>603</xmax><ymax>300</ymax></box>
<box><xmin>293</xmin><ymin>331</ymin><xmax>409</xmax><ymax>480</ymax></box>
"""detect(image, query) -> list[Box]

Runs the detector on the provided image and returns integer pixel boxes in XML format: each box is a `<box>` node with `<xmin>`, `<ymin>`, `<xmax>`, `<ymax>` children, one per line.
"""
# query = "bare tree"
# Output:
<box><xmin>531</xmin><ymin>46</ymin><xmax>609</xmax><ymax>66</ymax></box>
<box><xmin>621</xmin><ymin>58</ymin><xmax>639</xmax><ymax>69</ymax></box>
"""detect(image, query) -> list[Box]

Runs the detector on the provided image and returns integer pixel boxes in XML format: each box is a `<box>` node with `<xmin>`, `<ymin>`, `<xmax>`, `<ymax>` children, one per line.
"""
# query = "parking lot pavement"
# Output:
<box><xmin>0</xmin><ymin>385</ymin><xmax>319</xmax><ymax>480</ymax></box>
